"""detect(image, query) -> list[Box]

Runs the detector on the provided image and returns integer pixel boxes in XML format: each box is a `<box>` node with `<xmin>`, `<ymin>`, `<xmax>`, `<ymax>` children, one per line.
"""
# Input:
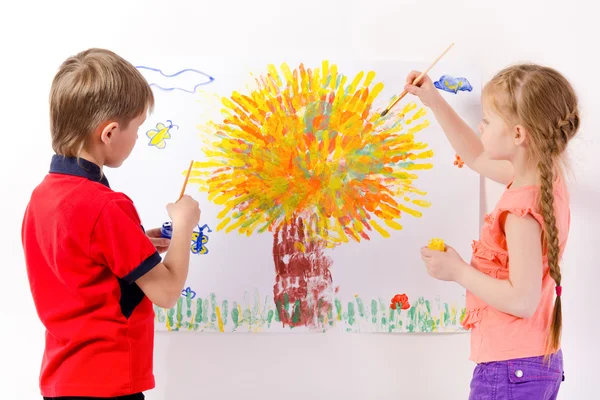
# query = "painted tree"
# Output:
<box><xmin>191</xmin><ymin>61</ymin><xmax>433</xmax><ymax>330</ymax></box>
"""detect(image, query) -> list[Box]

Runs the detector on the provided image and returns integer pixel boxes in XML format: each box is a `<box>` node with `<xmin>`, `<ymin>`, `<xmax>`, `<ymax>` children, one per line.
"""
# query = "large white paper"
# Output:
<box><xmin>108</xmin><ymin>58</ymin><xmax>481</xmax><ymax>333</ymax></box>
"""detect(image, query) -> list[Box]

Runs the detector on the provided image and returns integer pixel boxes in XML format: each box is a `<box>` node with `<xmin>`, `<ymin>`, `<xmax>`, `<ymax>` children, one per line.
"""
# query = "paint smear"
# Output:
<box><xmin>136</xmin><ymin>66</ymin><xmax>215</xmax><ymax>93</ymax></box>
<box><xmin>272</xmin><ymin>216</ymin><xmax>333</xmax><ymax>329</ymax></box>
<box><xmin>454</xmin><ymin>154</ymin><xmax>465</xmax><ymax>168</ymax></box>
<box><xmin>434</xmin><ymin>75</ymin><xmax>473</xmax><ymax>94</ymax></box>
<box><xmin>215</xmin><ymin>306</ymin><xmax>225</xmax><ymax>332</ymax></box>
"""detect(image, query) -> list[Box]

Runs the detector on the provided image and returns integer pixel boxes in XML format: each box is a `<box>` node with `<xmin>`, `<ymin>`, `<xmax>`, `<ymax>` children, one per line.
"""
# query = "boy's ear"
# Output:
<box><xmin>98</xmin><ymin>121</ymin><xmax>119</xmax><ymax>145</ymax></box>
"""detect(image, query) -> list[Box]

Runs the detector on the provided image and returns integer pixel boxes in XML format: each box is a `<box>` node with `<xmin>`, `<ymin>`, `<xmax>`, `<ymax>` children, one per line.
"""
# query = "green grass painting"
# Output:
<box><xmin>154</xmin><ymin>289</ymin><xmax>467</xmax><ymax>333</ymax></box>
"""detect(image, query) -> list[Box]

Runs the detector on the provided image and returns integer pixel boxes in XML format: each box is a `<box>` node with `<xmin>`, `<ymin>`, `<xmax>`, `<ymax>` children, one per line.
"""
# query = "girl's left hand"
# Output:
<box><xmin>420</xmin><ymin>244</ymin><xmax>467</xmax><ymax>282</ymax></box>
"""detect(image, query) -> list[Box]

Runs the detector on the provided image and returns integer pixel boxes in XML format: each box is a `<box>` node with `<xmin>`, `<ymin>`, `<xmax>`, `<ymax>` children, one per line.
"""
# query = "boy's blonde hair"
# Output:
<box><xmin>50</xmin><ymin>48</ymin><xmax>154</xmax><ymax>157</ymax></box>
<box><xmin>483</xmin><ymin>64</ymin><xmax>580</xmax><ymax>356</ymax></box>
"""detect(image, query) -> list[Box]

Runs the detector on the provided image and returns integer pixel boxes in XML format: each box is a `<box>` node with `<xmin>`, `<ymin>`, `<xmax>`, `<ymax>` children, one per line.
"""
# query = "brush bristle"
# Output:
<box><xmin>380</xmin><ymin>109</ymin><xmax>389</xmax><ymax>117</ymax></box>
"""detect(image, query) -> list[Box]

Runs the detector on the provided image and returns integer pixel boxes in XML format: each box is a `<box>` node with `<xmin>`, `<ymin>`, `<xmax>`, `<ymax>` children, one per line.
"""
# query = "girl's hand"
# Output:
<box><xmin>404</xmin><ymin>71</ymin><xmax>444</xmax><ymax>108</ymax></box>
<box><xmin>420</xmin><ymin>244</ymin><xmax>467</xmax><ymax>282</ymax></box>
<box><xmin>146</xmin><ymin>227</ymin><xmax>171</xmax><ymax>254</ymax></box>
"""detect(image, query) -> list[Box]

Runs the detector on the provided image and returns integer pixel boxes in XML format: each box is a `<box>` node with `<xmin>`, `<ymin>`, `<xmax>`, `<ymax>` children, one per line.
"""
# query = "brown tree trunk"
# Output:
<box><xmin>272</xmin><ymin>216</ymin><xmax>333</xmax><ymax>330</ymax></box>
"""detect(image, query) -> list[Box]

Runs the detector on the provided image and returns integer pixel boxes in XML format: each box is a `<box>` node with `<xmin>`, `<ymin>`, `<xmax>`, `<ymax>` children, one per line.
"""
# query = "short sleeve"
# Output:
<box><xmin>90</xmin><ymin>197</ymin><xmax>162</xmax><ymax>283</ymax></box>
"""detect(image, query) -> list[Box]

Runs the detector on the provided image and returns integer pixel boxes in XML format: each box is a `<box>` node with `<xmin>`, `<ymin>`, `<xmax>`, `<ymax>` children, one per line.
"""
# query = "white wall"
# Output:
<box><xmin>1</xmin><ymin>1</ymin><xmax>598</xmax><ymax>399</ymax></box>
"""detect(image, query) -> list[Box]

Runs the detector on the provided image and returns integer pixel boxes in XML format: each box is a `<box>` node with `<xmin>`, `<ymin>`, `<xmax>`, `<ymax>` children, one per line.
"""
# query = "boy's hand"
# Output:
<box><xmin>404</xmin><ymin>71</ymin><xmax>443</xmax><ymax>108</ymax></box>
<box><xmin>167</xmin><ymin>195</ymin><xmax>201</xmax><ymax>231</ymax></box>
<box><xmin>146</xmin><ymin>228</ymin><xmax>170</xmax><ymax>254</ymax></box>
<box><xmin>420</xmin><ymin>244</ymin><xmax>467</xmax><ymax>282</ymax></box>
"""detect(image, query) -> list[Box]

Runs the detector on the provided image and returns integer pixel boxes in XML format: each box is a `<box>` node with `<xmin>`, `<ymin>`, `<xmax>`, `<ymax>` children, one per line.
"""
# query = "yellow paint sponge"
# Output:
<box><xmin>427</xmin><ymin>238</ymin><xmax>445</xmax><ymax>251</ymax></box>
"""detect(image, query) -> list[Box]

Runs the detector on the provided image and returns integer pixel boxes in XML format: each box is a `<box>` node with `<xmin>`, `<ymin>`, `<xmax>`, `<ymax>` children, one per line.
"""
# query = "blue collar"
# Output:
<box><xmin>49</xmin><ymin>155</ymin><xmax>110</xmax><ymax>188</ymax></box>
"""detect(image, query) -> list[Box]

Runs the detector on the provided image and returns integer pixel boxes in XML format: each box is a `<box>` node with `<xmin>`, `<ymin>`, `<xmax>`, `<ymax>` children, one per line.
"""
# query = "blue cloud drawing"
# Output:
<box><xmin>136</xmin><ymin>66</ymin><xmax>215</xmax><ymax>94</ymax></box>
<box><xmin>434</xmin><ymin>75</ymin><xmax>473</xmax><ymax>94</ymax></box>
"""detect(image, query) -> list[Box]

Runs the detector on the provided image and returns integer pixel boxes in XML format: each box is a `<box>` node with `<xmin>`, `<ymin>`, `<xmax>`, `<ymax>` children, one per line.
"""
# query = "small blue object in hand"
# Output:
<box><xmin>160</xmin><ymin>222</ymin><xmax>173</xmax><ymax>239</ymax></box>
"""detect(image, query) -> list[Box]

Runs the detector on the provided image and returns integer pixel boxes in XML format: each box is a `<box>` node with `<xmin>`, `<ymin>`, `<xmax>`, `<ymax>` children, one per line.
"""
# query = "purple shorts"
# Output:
<box><xmin>469</xmin><ymin>350</ymin><xmax>564</xmax><ymax>399</ymax></box>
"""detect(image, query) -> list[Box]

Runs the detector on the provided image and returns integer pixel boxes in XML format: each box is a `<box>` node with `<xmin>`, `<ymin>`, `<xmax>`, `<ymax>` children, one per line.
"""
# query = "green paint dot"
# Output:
<box><xmin>176</xmin><ymin>298</ymin><xmax>183</xmax><ymax>328</ymax></box>
<box><xmin>292</xmin><ymin>300</ymin><xmax>302</xmax><ymax>324</ymax></box>
<box><xmin>222</xmin><ymin>300</ymin><xmax>229</xmax><ymax>326</ymax></box>
<box><xmin>202</xmin><ymin>298</ymin><xmax>209</xmax><ymax>324</ymax></box>
<box><xmin>317</xmin><ymin>299</ymin><xmax>325</xmax><ymax>325</ymax></box>
<box><xmin>274</xmin><ymin>301</ymin><xmax>281</xmax><ymax>323</ymax></box>
<box><xmin>210</xmin><ymin>293</ymin><xmax>217</xmax><ymax>323</ymax></box>
<box><xmin>267</xmin><ymin>310</ymin><xmax>274</xmax><ymax>326</ymax></box>
<box><xmin>232</xmin><ymin>306</ymin><xmax>239</xmax><ymax>329</ymax></box>
<box><xmin>348</xmin><ymin>302</ymin><xmax>355</xmax><ymax>326</ymax></box>
<box><xmin>371</xmin><ymin>301</ymin><xmax>378</xmax><ymax>324</ymax></box>
<box><xmin>356</xmin><ymin>297</ymin><xmax>365</xmax><ymax>317</ymax></box>
<box><xmin>186</xmin><ymin>294</ymin><xmax>193</xmax><ymax>318</ymax></box>
<box><xmin>167</xmin><ymin>307</ymin><xmax>175</xmax><ymax>328</ymax></box>
<box><xmin>195</xmin><ymin>299</ymin><xmax>203</xmax><ymax>324</ymax></box>
<box><xmin>243</xmin><ymin>309</ymin><xmax>252</xmax><ymax>326</ymax></box>
<box><xmin>444</xmin><ymin>304</ymin><xmax>451</xmax><ymax>325</ymax></box>
<box><xmin>335</xmin><ymin>299</ymin><xmax>343</xmax><ymax>320</ymax></box>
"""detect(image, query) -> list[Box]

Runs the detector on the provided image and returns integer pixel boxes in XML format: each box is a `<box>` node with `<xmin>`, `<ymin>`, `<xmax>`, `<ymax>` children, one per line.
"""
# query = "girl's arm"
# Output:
<box><xmin>428</xmin><ymin>98</ymin><xmax>514</xmax><ymax>185</ymax></box>
<box><xmin>455</xmin><ymin>213</ymin><xmax>543</xmax><ymax>318</ymax></box>
<box><xmin>404</xmin><ymin>71</ymin><xmax>514</xmax><ymax>185</ymax></box>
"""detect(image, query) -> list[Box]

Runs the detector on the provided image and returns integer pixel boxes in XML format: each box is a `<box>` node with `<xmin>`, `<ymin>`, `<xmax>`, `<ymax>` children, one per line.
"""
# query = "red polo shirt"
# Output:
<box><xmin>21</xmin><ymin>155</ymin><xmax>161</xmax><ymax>397</ymax></box>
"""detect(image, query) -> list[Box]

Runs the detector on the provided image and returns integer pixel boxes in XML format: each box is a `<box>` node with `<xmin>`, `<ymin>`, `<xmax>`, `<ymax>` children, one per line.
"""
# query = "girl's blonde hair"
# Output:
<box><xmin>50</xmin><ymin>48</ymin><xmax>154</xmax><ymax>157</ymax></box>
<box><xmin>483</xmin><ymin>64</ymin><xmax>580</xmax><ymax>355</ymax></box>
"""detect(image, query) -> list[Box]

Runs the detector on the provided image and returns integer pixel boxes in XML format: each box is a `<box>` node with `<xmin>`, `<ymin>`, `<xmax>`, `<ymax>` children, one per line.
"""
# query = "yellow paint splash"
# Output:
<box><xmin>215</xmin><ymin>306</ymin><xmax>225</xmax><ymax>333</ymax></box>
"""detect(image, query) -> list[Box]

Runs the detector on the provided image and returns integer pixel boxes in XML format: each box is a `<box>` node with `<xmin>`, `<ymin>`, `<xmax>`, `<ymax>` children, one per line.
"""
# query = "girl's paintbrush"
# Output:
<box><xmin>380</xmin><ymin>42</ymin><xmax>455</xmax><ymax>117</ymax></box>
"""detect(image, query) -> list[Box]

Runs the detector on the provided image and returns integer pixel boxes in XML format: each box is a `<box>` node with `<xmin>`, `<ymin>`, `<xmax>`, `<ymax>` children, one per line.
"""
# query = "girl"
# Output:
<box><xmin>405</xmin><ymin>64</ymin><xmax>579</xmax><ymax>399</ymax></box>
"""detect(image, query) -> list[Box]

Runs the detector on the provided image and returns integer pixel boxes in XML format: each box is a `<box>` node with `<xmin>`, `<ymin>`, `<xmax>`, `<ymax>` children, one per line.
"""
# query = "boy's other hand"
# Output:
<box><xmin>146</xmin><ymin>228</ymin><xmax>171</xmax><ymax>254</ymax></box>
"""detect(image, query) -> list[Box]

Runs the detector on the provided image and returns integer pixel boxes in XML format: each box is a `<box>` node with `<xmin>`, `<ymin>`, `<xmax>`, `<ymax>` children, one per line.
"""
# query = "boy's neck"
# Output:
<box><xmin>79</xmin><ymin>149</ymin><xmax>105</xmax><ymax>170</ymax></box>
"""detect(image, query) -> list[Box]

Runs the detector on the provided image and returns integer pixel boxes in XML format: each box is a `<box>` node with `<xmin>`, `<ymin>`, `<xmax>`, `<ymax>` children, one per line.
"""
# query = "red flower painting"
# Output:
<box><xmin>390</xmin><ymin>294</ymin><xmax>410</xmax><ymax>310</ymax></box>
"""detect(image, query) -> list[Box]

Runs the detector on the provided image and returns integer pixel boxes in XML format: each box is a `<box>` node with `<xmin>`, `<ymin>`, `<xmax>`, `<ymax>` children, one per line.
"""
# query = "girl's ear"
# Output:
<box><xmin>514</xmin><ymin>124</ymin><xmax>528</xmax><ymax>146</ymax></box>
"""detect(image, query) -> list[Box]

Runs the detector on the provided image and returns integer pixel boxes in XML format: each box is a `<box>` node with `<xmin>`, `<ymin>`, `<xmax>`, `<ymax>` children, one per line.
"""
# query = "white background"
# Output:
<box><xmin>0</xmin><ymin>1</ymin><xmax>598</xmax><ymax>399</ymax></box>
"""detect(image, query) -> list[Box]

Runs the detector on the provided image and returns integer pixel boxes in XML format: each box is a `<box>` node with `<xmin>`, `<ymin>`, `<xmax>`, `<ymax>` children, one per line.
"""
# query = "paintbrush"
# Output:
<box><xmin>179</xmin><ymin>160</ymin><xmax>194</xmax><ymax>200</ymax></box>
<box><xmin>380</xmin><ymin>42</ymin><xmax>455</xmax><ymax>117</ymax></box>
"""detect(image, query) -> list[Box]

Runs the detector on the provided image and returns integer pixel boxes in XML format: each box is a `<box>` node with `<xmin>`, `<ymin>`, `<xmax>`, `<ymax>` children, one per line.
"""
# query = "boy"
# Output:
<box><xmin>21</xmin><ymin>48</ymin><xmax>201</xmax><ymax>399</ymax></box>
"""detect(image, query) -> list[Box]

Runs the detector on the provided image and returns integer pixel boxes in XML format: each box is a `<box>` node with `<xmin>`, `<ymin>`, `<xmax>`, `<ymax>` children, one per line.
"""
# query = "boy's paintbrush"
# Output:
<box><xmin>179</xmin><ymin>160</ymin><xmax>194</xmax><ymax>200</ymax></box>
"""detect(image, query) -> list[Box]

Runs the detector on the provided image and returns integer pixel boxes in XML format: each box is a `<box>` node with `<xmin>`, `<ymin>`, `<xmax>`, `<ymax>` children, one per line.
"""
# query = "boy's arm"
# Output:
<box><xmin>91</xmin><ymin>196</ymin><xmax>198</xmax><ymax>310</ymax></box>
<box><xmin>136</xmin><ymin>224</ymin><xmax>194</xmax><ymax>308</ymax></box>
